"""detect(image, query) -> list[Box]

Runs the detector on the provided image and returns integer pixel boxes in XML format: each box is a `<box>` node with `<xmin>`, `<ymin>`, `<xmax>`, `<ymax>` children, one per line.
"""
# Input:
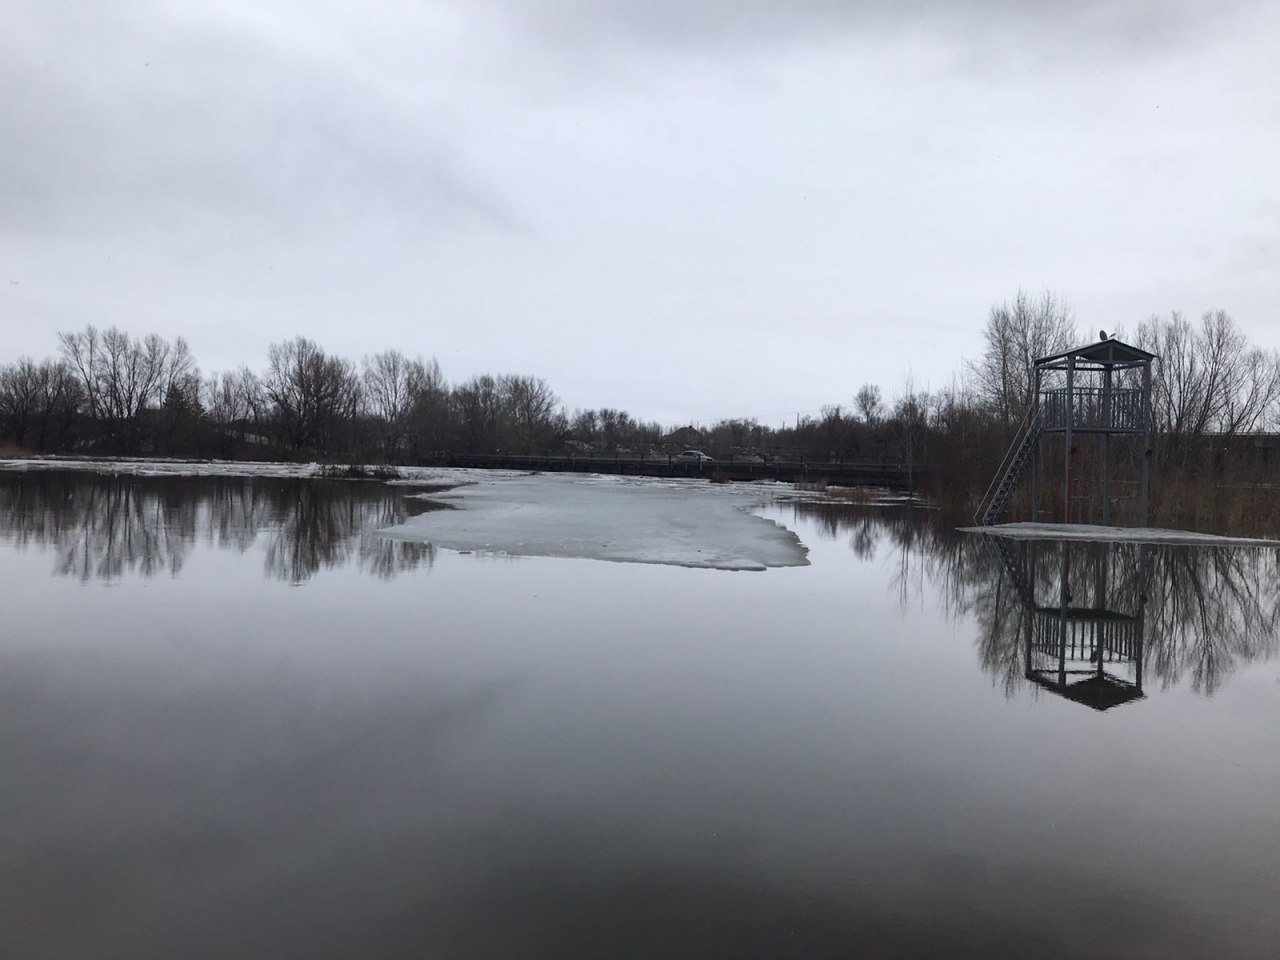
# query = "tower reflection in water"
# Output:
<box><xmin>789</xmin><ymin>500</ymin><xmax>1280</xmax><ymax>703</ymax></box>
<box><xmin>997</xmin><ymin>539</ymin><xmax>1149</xmax><ymax>710</ymax></box>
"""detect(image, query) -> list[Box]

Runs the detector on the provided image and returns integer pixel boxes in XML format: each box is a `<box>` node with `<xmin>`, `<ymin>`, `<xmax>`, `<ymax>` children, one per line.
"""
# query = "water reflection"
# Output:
<box><xmin>0</xmin><ymin>471</ymin><xmax>437</xmax><ymax>583</ymax></box>
<box><xmin>997</xmin><ymin>540</ymin><xmax>1148</xmax><ymax>709</ymax></box>
<box><xmin>791</xmin><ymin>501</ymin><xmax>1280</xmax><ymax>700</ymax></box>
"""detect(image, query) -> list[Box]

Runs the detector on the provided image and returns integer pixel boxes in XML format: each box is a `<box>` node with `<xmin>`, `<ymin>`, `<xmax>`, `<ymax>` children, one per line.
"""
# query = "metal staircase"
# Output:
<box><xmin>974</xmin><ymin>406</ymin><xmax>1042</xmax><ymax>526</ymax></box>
<box><xmin>989</xmin><ymin>536</ymin><xmax>1037</xmax><ymax>609</ymax></box>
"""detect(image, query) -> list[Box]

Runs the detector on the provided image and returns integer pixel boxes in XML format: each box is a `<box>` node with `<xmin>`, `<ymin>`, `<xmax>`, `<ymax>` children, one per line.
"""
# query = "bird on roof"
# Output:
<box><xmin>1099</xmin><ymin>330</ymin><xmax>1108</xmax><ymax>341</ymax></box>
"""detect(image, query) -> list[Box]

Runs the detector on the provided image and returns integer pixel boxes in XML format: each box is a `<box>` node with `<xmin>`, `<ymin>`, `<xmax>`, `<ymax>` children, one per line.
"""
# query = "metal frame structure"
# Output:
<box><xmin>976</xmin><ymin>337</ymin><xmax>1156</xmax><ymax>526</ymax></box>
<box><xmin>1033</xmin><ymin>338</ymin><xmax>1155</xmax><ymax>526</ymax></box>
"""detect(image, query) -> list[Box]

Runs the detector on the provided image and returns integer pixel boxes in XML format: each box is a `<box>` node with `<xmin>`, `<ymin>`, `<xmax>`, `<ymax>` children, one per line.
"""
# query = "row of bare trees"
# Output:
<box><xmin>3</xmin><ymin>302</ymin><xmax>1279</xmax><ymax>525</ymax></box>
<box><xmin>1136</xmin><ymin>310</ymin><xmax>1280</xmax><ymax>439</ymax></box>
<box><xmin>0</xmin><ymin>357</ymin><xmax>82</xmax><ymax>451</ymax></box>
<box><xmin>962</xmin><ymin>295</ymin><xmax>1280</xmax><ymax>446</ymax></box>
<box><xmin>954</xmin><ymin>296</ymin><xmax>1280</xmax><ymax>523</ymax></box>
<box><xmin>0</xmin><ymin>329</ymin><xmax>566</xmax><ymax>460</ymax></box>
<box><xmin>0</xmin><ymin>329</ymin><xmax>204</xmax><ymax>455</ymax></box>
<box><xmin>207</xmin><ymin>343</ymin><xmax>566</xmax><ymax>459</ymax></box>
<box><xmin>4</xmin><ymin>326</ymin><xmax>928</xmax><ymax>463</ymax></box>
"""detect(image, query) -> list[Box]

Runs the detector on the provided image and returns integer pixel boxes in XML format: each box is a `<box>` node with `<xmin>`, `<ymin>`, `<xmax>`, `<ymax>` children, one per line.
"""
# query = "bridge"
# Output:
<box><xmin>437</xmin><ymin>453</ymin><xmax>925</xmax><ymax>489</ymax></box>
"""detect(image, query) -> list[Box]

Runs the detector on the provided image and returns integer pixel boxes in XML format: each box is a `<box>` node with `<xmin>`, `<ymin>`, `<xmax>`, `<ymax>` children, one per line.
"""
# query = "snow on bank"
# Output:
<box><xmin>380</xmin><ymin>472</ymin><xmax>810</xmax><ymax>571</ymax></box>
<box><xmin>0</xmin><ymin>457</ymin><xmax>495</xmax><ymax>484</ymax></box>
<box><xmin>962</xmin><ymin>521</ymin><xmax>1280</xmax><ymax>547</ymax></box>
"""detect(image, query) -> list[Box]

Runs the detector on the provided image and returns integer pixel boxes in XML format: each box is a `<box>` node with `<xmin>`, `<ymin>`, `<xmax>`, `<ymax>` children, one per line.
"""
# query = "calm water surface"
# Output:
<box><xmin>2</xmin><ymin>471</ymin><xmax>1279</xmax><ymax>959</ymax></box>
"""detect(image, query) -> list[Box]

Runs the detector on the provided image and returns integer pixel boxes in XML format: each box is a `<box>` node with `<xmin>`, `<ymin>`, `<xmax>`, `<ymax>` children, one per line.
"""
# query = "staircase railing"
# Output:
<box><xmin>989</xmin><ymin>535</ymin><xmax>1037</xmax><ymax>609</ymax></box>
<box><xmin>973</xmin><ymin>404</ymin><xmax>1041</xmax><ymax>525</ymax></box>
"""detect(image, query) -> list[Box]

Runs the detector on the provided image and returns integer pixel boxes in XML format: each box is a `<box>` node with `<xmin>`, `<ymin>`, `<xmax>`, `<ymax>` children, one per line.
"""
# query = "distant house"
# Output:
<box><xmin>664</xmin><ymin>426</ymin><xmax>702</xmax><ymax>448</ymax></box>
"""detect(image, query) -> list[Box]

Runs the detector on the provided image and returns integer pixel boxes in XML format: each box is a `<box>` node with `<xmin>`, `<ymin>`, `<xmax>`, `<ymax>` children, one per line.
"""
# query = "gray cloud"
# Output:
<box><xmin>0</xmin><ymin>3</ymin><xmax>518</xmax><ymax>241</ymax></box>
<box><xmin>1</xmin><ymin>0</ymin><xmax>1276</xmax><ymax>419</ymax></box>
<box><xmin>483</xmin><ymin>0</ymin><xmax>1253</xmax><ymax>63</ymax></box>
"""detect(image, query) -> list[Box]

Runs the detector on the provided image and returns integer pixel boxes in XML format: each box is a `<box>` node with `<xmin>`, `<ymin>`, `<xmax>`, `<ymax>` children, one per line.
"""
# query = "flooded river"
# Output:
<box><xmin>2</xmin><ymin>470</ymin><xmax>1278</xmax><ymax>958</ymax></box>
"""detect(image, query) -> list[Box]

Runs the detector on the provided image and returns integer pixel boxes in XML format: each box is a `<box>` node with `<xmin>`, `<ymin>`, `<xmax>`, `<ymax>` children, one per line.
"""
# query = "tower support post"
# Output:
<box><xmin>1063</xmin><ymin>356</ymin><xmax>1075</xmax><ymax>523</ymax></box>
<box><xmin>1031</xmin><ymin>366</ymin><xmax>1042</xmax><ymax>521</ymax></box>
<box><xmin>1140</xmin><ymin>361</ymin><xmax>1152</xmax><ymax>526</ymax></box>
<box><xmin>1102</xmin><ymin>364</ymin><xmax>1113</xmax><ymax>525</ymax></box>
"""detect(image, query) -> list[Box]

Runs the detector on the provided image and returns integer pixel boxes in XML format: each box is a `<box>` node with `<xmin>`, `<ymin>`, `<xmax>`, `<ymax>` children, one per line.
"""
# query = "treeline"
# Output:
<box><xmin>0</xmin><ymin>329</ymin><xmax>572</xmax><ymax>462</ymax></box>
<box><xmin>0</xmin><ymin>326</ymin><xmax>934</xmax><ymax>465</ymax></box>
<box><xmin>3</xmin><ymin>295</ymin><xmax>1279</xmax><ymax>526</ymax></box>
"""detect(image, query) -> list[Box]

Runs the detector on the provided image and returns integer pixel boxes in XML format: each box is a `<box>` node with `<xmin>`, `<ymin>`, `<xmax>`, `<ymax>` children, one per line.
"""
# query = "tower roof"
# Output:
<box><xmin>1035</xmin><ymin>337</ymin><xmax>1155</xmax><ymax>369</ymax></box>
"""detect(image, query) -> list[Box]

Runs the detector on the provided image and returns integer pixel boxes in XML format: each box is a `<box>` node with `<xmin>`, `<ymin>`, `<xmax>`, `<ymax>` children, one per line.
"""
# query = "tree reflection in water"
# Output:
<box><xmin>790</xmin><ymin>500</ymin><xmax>1280</xmax><ymax>700</ymax></box>
<box><xmin>0</xmin><ymin>471</ymin><xmax>437</xmax><ymax>584</ymax></box>
<box><xmin>5</xmin><ymin>479</ymin><xmax>1276</xmax><ymax>693</ymax></box>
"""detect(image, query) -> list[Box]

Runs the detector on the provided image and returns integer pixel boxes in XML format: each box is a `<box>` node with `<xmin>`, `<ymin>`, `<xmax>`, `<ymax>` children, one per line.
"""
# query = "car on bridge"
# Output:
<box><xmin>675</xmin><ymin>449</ymin><xmax>715</xmax><ymax>463</ymax></box>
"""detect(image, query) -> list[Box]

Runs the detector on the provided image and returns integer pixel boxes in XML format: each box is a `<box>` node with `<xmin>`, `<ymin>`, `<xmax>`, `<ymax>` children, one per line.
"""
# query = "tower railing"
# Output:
<box><xmin>1040</xmin><ymin>387</ymin><xmax>1146</xmax><ymax>431</ymax></box>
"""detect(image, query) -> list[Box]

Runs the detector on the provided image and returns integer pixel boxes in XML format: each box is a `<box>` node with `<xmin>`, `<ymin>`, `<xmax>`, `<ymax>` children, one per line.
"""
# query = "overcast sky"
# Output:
<box><xmin>2</xmin><ymin>1</ymin><xmax>1276</xmax><ymax>426</ymax></box>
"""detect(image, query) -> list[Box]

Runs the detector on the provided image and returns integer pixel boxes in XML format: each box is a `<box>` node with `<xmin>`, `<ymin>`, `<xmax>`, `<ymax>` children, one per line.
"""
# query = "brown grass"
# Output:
<box><xmin>0</xmin><ymin>444</ymin><xmax>30</xmax><ymax>460</ymax></box>
<box><xmin>1151</xmin><ymin>478</ymin><xmax>1280</xmax><ymax>539</ymax></box>
<box><xmin>963</xmin><ymin>461</ymin><xmax>1280</xmax><ymax>538</ymax></box>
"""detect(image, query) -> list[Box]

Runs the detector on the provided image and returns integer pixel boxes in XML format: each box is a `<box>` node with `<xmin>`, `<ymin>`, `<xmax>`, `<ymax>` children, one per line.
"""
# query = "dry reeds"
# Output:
<box><xmin>793</xmin><ymin>481</ymin><xmax>879</xmax><ymax>504</ymax></box>
<box><xmin>317</xmin><ymin>463</ymin><xmax>402</xmax><ymax>481</ymax></box>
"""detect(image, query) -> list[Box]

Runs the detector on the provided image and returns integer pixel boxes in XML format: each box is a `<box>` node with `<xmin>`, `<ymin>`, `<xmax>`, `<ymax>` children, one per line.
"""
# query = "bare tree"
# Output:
<box><xmin>98</xmin><ymin>328</ymin><xmax>168</xmax><ymax>427</ymax></box>
<box><xmin>404</xmin><ymin>357</ymin><xmax>449</xmax><ymax>458</ymax></box>
<box><xmin>1194</xmin><ymin>310</ymin><xmax>1280</xmax><ymax>435</ymax></box>
<box><xmin>452</xmin><ymin>374</ymin><xmax>502</xmax><ymax>452</ymax></box>
<box><xmin>854</xmin><ymin>383</ymin><xmax>882</xmax><ymax>426</ymax></box>
<box><xmin>504</xmin><ymin>374</ymin><xmax>561</xmax><ymax>453</ymax></box>
<box><xmin>1137</xmin><ymin>310</ymin><xmax>1280</xmax><ymax>440</ymax></box>
<box><xmin>1222</xmin><ymin>346</ymin><xmax>1280</xmax><ymax>435</ymax></box>
<box><xmin>57</xmin><ymin>325</ymin><xmax>187</xmax><ymax>450</ymax></box>
<box><xmin>159</xmin><ymin>337</ymin><xmax>200</xmax><ymax>406</ymax></box>
<box><xmin>0</xmin><ymin>358</ymin><xmax>43</xmax><ymax>448</ymax></box>
<box><xmin>969</xmin><ymin>290</ymin><xmax>1076</xmax><ymax>429</ymax></box>
<box><xmin>890</xmin><ymin>377</ymin><xmax>930</xmax><ymax>489</ymax></box>
<box><xmin>362</xmin><ymin>350</ymin><xmax>429</xmax><ymax>459</ymax></box>
<box><xmin>157</xmin><ymin>337</ymin><xmax>202</xmax><ymax>452</ymax></box>
<box><xmin>569</xmin><ymin>408</ymin><xmax>600</xmax><ymax>445</ymax></box>
<box><xmin>597</xmin><ymin>408</ymin><xmax>632</xmax><ymax>450</ymax></box>
<box><xmin>262</xmin><ymin>337</ymin><xmax>359</xmax><ymax>453</ymax></box>
<box><xmin>204</xmin><ymin>367</ymin><xmax>263</xmax><ymax>453</ymax></box>
<box><xmin>448</xmin><ymin>373</ymin><xmax>563</xmax><ymax>454</ymax></box>
<box><xmin>1138</xmin><ymin>311</ymin><xmax>1200</xmax><ymax>437</ymax></box>
<box><xmin>57</xmin><ymin>325</ymin><xmax>103</xmax><ymax>420</ymax></box>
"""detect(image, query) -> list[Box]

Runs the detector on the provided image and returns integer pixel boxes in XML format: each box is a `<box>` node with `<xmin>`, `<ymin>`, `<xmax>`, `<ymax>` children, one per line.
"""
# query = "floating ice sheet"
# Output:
<box><xmin>380</xmin><ymin>473</ymin><xmax>809</xmax><ymax>571</ymax></box>
<box><xmin>961</xmin><ymin>521</ymin><xmax>1280</xmax><ymax>546</ymax></box>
